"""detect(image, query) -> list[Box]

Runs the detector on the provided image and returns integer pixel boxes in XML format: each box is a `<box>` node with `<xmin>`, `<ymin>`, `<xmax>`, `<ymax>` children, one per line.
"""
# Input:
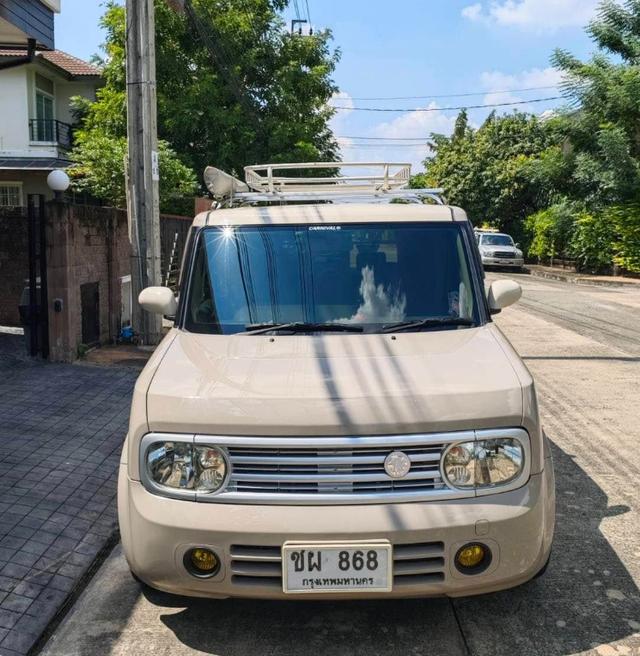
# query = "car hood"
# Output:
<box><xmin>146</xmin><ymin>326</ymin><xmax>523</xmax><ymax>436</ymax></box>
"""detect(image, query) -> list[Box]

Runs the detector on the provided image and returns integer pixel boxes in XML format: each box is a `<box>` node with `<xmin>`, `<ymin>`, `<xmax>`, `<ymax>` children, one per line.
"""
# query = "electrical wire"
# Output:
<box><xmin>337</xmin><ymin>135</ymin><xmax>429</xmax><ymax>141</ymax></box>
<box><xmin>338</xmin><ymin>143</ymin><xmax>429</xmax><ymax>148</ymax></box>
<box><xmin>304</xmin><ymin>0</ymin><xmax>312</xmax><ymax>23</ymax></box>
<box><xmin>331</xmin><ymin>96</ymin><xmax>563</xmax><ymax>112</ymax></box>
<box><xmin>343</xmin><ymin>85</ymin><xmax>560</xmax><ymax>101</ymax></box>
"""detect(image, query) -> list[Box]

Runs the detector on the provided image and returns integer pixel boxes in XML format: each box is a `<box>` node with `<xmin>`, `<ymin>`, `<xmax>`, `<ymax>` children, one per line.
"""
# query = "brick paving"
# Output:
<box><xmin>0</xmin><ymin>338</ymin><xmax>136</xmax><ymax>655</ymax></box>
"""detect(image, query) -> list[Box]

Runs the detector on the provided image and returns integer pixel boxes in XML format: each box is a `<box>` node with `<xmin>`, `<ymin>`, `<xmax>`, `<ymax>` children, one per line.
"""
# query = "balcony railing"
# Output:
<box><xmin>29</xmin><ymin>119</ymin><xmax>73</xmax><ymax>149</ymax></box>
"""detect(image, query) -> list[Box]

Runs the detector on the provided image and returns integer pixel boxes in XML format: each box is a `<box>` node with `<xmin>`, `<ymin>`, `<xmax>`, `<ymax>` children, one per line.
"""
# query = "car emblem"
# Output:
<box><xmin>384</xmin><ymin>451</ymin><xmax>412</xmax><ymax>479</ymax></box>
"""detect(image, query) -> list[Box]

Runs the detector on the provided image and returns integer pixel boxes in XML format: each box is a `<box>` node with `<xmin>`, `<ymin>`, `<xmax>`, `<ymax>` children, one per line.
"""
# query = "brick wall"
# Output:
<box><xmin>0</xmin><ymin>210</ymin><xmax>30</xmax><ymax>326</ymax></box>
<box><xmin>47</xmin><ymin>204</ymin><xmax>132</xmax><ymax>362</ymax></box>
<box><xmin>0</xmin><ymin>201</ymin><xmax>193</xmax><ymax>360</ymax></box>
<box><xmin>45</xmin><ymin>204</ymin><xmax>193</xmax><ymax>362</ymax></box>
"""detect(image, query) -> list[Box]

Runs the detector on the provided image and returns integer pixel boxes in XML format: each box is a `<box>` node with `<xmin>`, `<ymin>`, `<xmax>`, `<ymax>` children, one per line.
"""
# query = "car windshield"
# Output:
<box><xmin>481</xmin><ymin>234</ymin><xmax>513</xmax><ymax>246</ymax></box>
<box><xmin>185</xmin><ymin>222</ymin><xmax>480</xmax><ymax>334</ymax></box>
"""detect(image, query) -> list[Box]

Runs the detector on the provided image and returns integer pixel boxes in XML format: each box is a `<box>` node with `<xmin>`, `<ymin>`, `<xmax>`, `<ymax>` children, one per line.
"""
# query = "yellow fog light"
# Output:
<box><xmin>455</xmin><ymin>543</ymin><xmax>491</xmax><ymax>574</ymax></box>
<box><xmin>185</xmin><ymin>548</ymin><xmax>220</xmax><ymax>578</ymax></box>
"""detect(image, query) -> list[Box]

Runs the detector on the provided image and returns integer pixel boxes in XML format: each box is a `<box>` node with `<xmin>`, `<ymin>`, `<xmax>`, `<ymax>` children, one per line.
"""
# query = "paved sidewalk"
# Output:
<box><xmin>0</xmin><ymin>343</ymin><xmax>136</xmax><ymax>655</ymax></box>
<box><xmin>527</xmin><ymin>264</ymin><xmax>640</xmax><ymax>287</ymax></box>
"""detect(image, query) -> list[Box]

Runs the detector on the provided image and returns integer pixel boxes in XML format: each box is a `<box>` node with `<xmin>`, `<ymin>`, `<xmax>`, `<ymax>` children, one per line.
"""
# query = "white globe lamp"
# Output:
<box><xmin>47</xmin><ymin>169</ymin><xmax>71</xmax><ymax>200</ymax></box>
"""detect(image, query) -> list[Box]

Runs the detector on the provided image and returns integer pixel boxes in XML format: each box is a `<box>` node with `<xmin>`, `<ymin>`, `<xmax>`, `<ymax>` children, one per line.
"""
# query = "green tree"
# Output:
<box><xmin>424</xmin><ymin>112</ymin><xmax>555</xmax><ymax>242</ymax></box>
<box><xmin>525</xmin><ymin>200</ymin><xmax>578</xmax><ymax>261</ymax></box>
<box><xmin>70</xmin><ymin>0</ymin><xmax>340</xmax><ymax>208</ymax></box>
<box><xmin>551</xmin><ymin>0</ymin><xmax>640</xmax><ymax>206</ymax></box>
<box><xmin>569</xmin><ymin>210</ymin><xmax>615</xmax><ymax>272</ymax></box>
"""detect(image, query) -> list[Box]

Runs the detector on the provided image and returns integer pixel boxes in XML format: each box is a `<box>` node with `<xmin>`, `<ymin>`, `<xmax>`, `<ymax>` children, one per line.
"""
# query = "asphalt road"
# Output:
<box><xmin>40</xmin><ymin>272</ymin><xmax>640</xmax><ymax>656</ymax></box>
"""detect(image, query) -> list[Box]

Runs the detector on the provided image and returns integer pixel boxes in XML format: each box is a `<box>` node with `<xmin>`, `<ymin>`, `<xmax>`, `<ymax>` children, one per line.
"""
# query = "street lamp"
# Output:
<box><xmin>47</xmin><ymin>169</ymin><xmax>70</xmax><ymax>201</ymax></box>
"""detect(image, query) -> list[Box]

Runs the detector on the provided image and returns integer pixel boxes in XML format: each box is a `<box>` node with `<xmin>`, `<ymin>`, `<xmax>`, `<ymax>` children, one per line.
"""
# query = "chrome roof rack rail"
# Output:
<box><xmin>244</xmin><ymin>162</ymin><xmax>412</xmax><ymax>193</ymax></box>
<box><xmin>204</xmin><ymin>162</ymin><xmax>446</xmax><ymax>207</ymax></box>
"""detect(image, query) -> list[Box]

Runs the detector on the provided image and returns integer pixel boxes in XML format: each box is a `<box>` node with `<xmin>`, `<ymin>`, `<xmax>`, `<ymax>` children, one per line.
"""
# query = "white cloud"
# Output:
<box><xmin>332</xmin><ymin>70</ymin><xmax>564</xmax><ymax>172</ymax></box>
<box><xmin>341</xmin><ymin>102</ymin><xmax>458</xmax><ymax>171</ymax></box>
<box><xmin>480</xmin><ymin>66</ymin><xmax>563</xmax><ymax>111</ymax></box>
<box><xmin>461</xmin><ymin>3</ymin><xmax>483</xmax><ymax>21</ymax></box>
<box><xmin>461</xmin><ymin>0</ymin><xmax>601</xmax><ymax>30</ymax></box>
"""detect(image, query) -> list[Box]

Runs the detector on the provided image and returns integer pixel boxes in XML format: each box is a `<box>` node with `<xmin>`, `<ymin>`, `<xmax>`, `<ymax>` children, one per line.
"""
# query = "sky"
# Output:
<box><xmin>56</xmin><ymin>0</ymin><xmax>602</xmax><ymax>174</ymax></box>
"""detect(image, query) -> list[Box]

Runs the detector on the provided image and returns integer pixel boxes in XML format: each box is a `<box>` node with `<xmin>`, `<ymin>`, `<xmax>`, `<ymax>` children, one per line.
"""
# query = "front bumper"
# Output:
<box><xmin>118</xmin><ymin>462</ymin><xmax>555</xmax><ymax>600</ymax></box>
<box><xmin>481</xmin><ymin>256</ymin><xmax>524</xmax><ymax>268</ymax></box>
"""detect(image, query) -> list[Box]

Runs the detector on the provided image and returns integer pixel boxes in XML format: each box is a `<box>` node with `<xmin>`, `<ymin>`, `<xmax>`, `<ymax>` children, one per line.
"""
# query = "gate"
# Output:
<box><xmin>80</xmin><ymin>282</ymin><xmax>100</xmax><ymax>346</ymax></box>
<box><xmin>24</xmin><ymin>195</ymin><xmax>49</xmax><ymax>358</ymax></box>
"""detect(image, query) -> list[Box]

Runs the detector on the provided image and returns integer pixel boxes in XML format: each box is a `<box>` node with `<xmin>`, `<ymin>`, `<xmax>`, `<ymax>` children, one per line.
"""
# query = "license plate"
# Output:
<box><xmin>282</xmin><ymin>541</ymin><xmax>392</xmax><ymax>594</ymax></box>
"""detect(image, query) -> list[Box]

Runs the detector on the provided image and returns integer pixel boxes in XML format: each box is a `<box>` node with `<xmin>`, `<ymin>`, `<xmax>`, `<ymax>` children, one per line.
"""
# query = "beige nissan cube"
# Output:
<box><xmin>118</xmin><ymin>163</ymin><xmax>555</xmax><ymax>600</ymax></box>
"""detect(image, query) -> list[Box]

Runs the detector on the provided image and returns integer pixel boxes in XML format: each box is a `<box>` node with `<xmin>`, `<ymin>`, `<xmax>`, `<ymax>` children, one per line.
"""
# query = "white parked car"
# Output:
<box><xmin>476</xmin><ymin>231</ymin><xmax>524</xmax><ymax>270</ymax></box>
<box><xmin>118</xmin><ymin>163</ymin><xmax>555</xmax><ymax>600</ymax></box>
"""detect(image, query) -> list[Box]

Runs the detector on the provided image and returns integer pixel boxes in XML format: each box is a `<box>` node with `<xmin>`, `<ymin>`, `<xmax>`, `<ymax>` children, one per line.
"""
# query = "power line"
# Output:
<box><xmin>338</xmin><ymin>135</ymin><xmax>429</xmax><ymax>141</ymax></box>
<box><xmin>304</xmin><ymin>0</ymin><xmax>312</xmax><ymax>23</ymax></box>
<box><xmin>331</xmin><ymin>96</ymin><xmax>563</xmax><ymax>112</ymax></box>
<box><xmin>292</xmin><ymin>0</ymin><xmax>302</xmax><ymax>20</ymax></box>
<box><xmin>338</xmin><ymin>143</ymin><xmax>429</xmax><ymax>148</ymax></box>
<box><xmin>344</xmin><ymin>85</ymin><xmax>560</xmax><ymax>101</ymax></box>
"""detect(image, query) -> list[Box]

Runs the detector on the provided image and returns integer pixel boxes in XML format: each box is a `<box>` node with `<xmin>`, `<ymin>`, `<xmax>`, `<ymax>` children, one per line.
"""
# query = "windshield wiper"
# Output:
<box><xmin>244</xmin><ymin>322</ymin><xmax>364</xmax><ymax>335</ymax></box>
<box><xmin>382</xmin><ymin>316</ymin><xmax>476</xmax><ymax>333</ymax></box>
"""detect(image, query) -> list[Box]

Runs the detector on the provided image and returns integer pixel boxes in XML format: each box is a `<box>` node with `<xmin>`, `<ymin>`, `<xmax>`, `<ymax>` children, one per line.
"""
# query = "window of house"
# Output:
<box><xmin>0</xmin><ymin>183</ymin><xmax>24</xmax><ymax>208</ymax></box>
<box><xmin>34</xmin><ymin>74</ymin><xmax>55</xmax><ymax>142</ymax></box>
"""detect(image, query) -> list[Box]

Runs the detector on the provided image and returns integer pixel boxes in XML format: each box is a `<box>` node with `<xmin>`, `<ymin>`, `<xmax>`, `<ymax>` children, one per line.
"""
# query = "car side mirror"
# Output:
<box><xmin>515</xmin><ymin>242</ymin><xmax>520</xmax><ymax>248</ymax></box>
<box><xmin>139</xmin><ymin>286</ymin><xmax>177</xmax><ymax>316</ymax></box>
<box><xmin>487</xmin><ymin>280</ymin><xmax>522</xmax><ymax>313</ymax></box>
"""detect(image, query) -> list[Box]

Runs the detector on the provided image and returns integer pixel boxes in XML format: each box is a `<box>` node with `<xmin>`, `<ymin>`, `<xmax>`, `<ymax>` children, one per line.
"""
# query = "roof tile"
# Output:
<box><xmin>0</xmin><ymin>49</ymin><xmax>101</xmax><ymax>77</ymax></box>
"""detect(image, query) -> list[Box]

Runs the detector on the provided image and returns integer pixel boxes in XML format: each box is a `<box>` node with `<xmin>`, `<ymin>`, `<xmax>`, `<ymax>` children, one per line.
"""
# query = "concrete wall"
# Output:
<box><xmin>55</xmin><ymin>79</ymin><xmax>97</xmax><ymax>124</ymax></box>
<box><xmin>0</xmin><ymin>66</ymin><xmax>30</xmax><ymax>155</ymax></box>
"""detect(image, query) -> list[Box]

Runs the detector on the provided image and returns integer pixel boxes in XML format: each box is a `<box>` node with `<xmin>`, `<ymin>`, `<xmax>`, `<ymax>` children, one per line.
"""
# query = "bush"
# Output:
<box><xmin>525</xmin><ymin>201</ymin><xmax>576</xmax><ymax>261</ymax></box>
<box><xmin>569</xmin><ymin>211</ymin><xmax>615</xmax><ymax>273</ymax></box>
<box><xmin>608</xmin><ymin>204</ymin><xmax>640</xmax><ymax>273</ymax></box>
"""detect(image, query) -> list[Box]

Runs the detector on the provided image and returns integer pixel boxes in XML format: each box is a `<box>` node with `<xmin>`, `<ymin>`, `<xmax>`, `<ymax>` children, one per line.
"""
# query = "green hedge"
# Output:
<box><xmin>525</xmin><ymin>201</ymin><xmax>640</xmax><ymax>274</ymax></box>
<box><xmin>525</xmin><ymin>201</ymin><xmax>576</xmax><ymax>260</ymax></box>
<box><xmin>607</xmin><ymin>204</ymin><xmax>640</xmax><ymax>274</ymax></box>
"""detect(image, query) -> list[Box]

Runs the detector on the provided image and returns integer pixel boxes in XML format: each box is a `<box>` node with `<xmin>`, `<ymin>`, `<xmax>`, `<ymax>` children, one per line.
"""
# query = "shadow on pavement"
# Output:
<box><xmin>452</xmin><ymin>440</ymin><xmax>639</xmax><ymax>656</ymax></box>
<box><xmin>41</xmin><ymin>440</ymin><xmax>639</xmax><ymax>656</ymax></box>
<box><xmin>151</xmin><ymin>440</ymin><xmax>639</xmax><ymax>656</ymax></box>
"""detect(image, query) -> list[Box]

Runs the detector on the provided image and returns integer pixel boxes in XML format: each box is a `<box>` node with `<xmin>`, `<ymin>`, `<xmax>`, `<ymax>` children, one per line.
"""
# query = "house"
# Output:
<box><xmin>0</xmin><ymin>48</ymin><xmax>101</xmax><ymax>205</ymax></box>
<box><xmin>0</xmin><ymin>0</ymin><xmax>59</xmax><ymax>51</ymax></box>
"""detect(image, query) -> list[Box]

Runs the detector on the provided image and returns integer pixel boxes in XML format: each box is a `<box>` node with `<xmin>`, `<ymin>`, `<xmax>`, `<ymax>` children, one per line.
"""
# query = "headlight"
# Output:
<box><xmin>146</xmin><ymin>442</ymin><xmax>229</xmax><ymax>493</ymax></box>
<box><xmin>442</xmin><ymin>438</ymin><xmax>524</xmax><ymax>489</ymax></box>
<box><xmin>481</xmin><ymin>249</ymin><xmax>495</xmax><ymax>257</ymax></box>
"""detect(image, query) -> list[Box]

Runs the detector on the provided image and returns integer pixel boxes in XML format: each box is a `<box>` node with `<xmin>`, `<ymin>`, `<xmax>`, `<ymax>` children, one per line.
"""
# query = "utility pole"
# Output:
<box><xmin>125</xmin><ymin>0</ymin><xmax>162</xmax><ymax>346</ymax></box>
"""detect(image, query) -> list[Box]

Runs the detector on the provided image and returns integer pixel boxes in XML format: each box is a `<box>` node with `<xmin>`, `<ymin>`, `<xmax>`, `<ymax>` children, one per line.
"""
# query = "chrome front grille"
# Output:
<box><xmin>229</xmin><ymin>542</ymin><xmax>446</xmax><ymax>590</ymax></box>
<box><xmin>226</xmin><ymin>444</ymin><xmax>444</xmax><ymax>496</ymax></box>
<box><xmin>189</xmin><ymin>431</ymin><xmax>476</xmax><ymax>504</ymax></box>
<box><xmin>493</xmin><ymin>251</ymin><xmax>515</xmax><ymax>258</ymax></box>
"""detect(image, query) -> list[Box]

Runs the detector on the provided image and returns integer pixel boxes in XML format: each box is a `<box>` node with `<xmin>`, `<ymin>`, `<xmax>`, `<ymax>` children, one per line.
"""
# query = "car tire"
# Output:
<box><xmin>130</xmin><ymin>569</ymin><xmax>150</xmax><ymax>589</ymax></box>
<box><xmin>533</xmin><ymin>551</ymin><xmax>552</xmax><ymax>579</ymax></box>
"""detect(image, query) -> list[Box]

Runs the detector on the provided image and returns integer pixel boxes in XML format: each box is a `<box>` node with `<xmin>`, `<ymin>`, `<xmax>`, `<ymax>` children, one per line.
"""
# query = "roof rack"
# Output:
<box><xmin>203</xmin><ymin>162</ymin><xmax>446</xmax><ymax>207</ymax></box>
<box><xmin>244</xmin><ymin>162</ymin><xmax>412</xmax><ymax>193</ymax></box>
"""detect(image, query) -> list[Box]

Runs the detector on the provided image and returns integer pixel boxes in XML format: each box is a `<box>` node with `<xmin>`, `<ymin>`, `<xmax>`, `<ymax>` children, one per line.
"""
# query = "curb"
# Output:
<box><xmin>526</xmin><ymin>267</ymin><xmax>640</xmax><ymax>288</ymax></box>
<box><xmin>29</xmin><ymin>532</ymin><xmax>120</xmax><ymax>656</ymax></box>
